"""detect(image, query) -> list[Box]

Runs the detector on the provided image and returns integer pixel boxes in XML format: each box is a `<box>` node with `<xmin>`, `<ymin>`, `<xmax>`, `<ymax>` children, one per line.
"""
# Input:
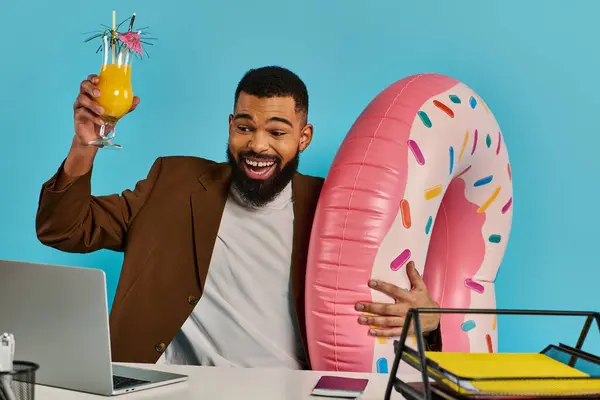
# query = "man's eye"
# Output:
<box><xmin>237</xmin><ymin>125</ymin><xmax>251</xmax><ymax>132</ymax></box>
<box><xmin>271</xmin><ymin>131</ymin><xmax>285</xmax><ymax>136</ymax></box>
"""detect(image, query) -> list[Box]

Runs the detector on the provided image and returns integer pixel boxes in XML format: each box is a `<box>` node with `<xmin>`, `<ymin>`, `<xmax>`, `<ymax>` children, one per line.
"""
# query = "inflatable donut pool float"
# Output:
<box><xmin>305</xmin><ymin>73</ymin><xmax>513</xmax><ymax>373</ymax></box>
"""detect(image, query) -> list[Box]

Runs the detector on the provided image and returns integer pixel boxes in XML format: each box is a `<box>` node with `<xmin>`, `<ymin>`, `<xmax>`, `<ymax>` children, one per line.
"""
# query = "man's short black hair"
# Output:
<box><xmin>234</xmin><ymin>66</ymin><xmax>309</xmax><ymax>119</ymax></box>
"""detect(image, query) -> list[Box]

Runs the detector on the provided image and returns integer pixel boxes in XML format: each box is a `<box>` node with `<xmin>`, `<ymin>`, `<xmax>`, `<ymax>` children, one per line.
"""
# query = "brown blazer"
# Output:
<box><xmin>35</xmin><ymin>155</ymin><xmax>441</xmax><ymax>368</ymax></box>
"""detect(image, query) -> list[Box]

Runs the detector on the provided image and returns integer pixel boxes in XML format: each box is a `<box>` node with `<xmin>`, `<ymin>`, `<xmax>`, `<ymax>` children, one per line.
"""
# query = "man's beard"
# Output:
<box><xmin>227</xmin><ymin>148</ymin><xmax>300</xmax><ymax>208</ymax></box>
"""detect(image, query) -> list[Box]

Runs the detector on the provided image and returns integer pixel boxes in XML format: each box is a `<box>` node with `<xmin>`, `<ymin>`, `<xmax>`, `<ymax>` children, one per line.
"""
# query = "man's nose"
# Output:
<box><xmin>248</xmin><ymin>131</ymin><xmax>269</xmax><ymax>153</ymax></box>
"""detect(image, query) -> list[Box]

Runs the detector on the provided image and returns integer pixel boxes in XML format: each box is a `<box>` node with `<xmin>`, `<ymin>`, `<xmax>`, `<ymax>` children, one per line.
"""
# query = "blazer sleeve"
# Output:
<box><xmin>424</xmin><ymin>323</ymin><xmax>443</xmax><ymax>351</ymax></box>
<box><xmin>35</xmin><ymin>157</ymin><xmax>163</xmax><ymax>253</ymax></box>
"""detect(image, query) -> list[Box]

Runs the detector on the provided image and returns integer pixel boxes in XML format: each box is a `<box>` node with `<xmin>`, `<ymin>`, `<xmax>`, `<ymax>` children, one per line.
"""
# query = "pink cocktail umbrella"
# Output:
<box><xmin>118</xmin><ymin>31</ymin><xmax>143</xmax><ymax>55</ymax></box>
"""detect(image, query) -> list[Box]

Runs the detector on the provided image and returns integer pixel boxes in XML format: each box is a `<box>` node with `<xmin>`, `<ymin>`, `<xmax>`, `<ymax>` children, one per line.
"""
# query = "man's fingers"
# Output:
<box><xmin>74</xmin><ymin>107</ymin><xmax>105</xmax><ymax>127</ymax></box>
<box><xmin>406</xmin><ymin>261</ymin><xmax>425</xmax><ymax>289</ymax></box>
<box><xmin>369</xmin><ymin>279</ymin><xmax>413</xmax><ymax>302</ymax></box>
<box><xmin>75</xmin><ymin>94</ymin><xmax>104</xmax><ymax>116</ymax></box>
<box><xmin>128</xmin><ymin>96</ymin><xmax>140</xmax><ymax>112</ymax></box>
<box><xmin>357</xmin><ymin>302</ymin><xmax>407</xmax><ymax>317</ymax></box>
<box><xmin>359</xmin><ymin>315</ymin><xmax>404</xmax><ymax>328</ymax></box>
<box><xmin>368</xmin><ymin>327</ymin><xmax>405</xmax><ymax>338</ymax></box>
<box><xmin>80</xmin><ymin>79</ymin><xmax>100</xmax><ymax>99</ymax></box>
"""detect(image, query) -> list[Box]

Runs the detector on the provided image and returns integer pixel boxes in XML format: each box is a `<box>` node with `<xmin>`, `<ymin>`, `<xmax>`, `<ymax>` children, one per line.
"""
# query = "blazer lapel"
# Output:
<box><xmin>190</xmin><ymin>163</ymin><xmax>231</xmax><ymax>290</ymax></box>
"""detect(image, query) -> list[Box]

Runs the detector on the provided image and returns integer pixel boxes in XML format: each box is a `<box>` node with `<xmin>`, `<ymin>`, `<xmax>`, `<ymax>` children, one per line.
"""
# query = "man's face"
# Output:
<box><xmin>227</xmin><ymin>92</ymin><xmax>313</xmax><ymax>207</ymax></box>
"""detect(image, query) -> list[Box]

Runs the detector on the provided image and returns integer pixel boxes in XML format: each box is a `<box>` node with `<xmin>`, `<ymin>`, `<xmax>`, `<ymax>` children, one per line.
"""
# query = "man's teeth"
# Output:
<box><xmin>245</xmin><ymin>159</ymin><xmax>275</xmax><ymax>168</ymax></box>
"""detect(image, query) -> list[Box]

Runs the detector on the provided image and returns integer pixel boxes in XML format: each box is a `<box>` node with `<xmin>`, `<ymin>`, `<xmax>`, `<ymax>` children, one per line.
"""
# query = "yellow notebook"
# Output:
<box><xmin>414</xmin><ymin>352</ymin><xmax>600</xmax><ymax>396</ymax></box>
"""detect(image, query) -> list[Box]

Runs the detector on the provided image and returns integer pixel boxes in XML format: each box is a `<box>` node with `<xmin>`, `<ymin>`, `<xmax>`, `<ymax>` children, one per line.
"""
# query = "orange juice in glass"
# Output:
<box><xmin>98</xmin><ymin>61</ymin><xmax>133</xmax><ymax>124</ymax></box>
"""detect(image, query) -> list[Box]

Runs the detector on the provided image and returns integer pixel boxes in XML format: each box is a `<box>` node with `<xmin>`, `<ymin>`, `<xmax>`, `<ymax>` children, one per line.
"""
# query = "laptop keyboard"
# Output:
<box><xmin>113</xmin><ymin>375</ymin><xmax>151</xmax><ymax>389</ymax></box>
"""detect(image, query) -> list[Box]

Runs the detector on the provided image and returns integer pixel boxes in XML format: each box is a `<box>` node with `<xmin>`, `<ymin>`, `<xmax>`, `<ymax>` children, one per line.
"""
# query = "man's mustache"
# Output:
<box><xmin>238</xmin><ymin>152</ymin><xmax>281</xmax><ymax>163</ymax></box>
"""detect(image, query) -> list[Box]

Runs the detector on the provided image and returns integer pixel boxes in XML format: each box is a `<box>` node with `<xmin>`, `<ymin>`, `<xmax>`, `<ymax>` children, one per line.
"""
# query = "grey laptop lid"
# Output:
<box><xmin>0</xmin><ymin>260</ymin><xmax>116</xmax><ymax>393</ymax></box>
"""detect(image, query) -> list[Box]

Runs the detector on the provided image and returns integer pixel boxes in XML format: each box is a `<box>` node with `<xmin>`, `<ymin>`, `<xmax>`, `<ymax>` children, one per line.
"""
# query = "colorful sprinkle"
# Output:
<box><xmin>477</xmin><ymin>186</ymin><xmax>501</xmax><ymax>214</ymax></box>
<box><xmin>469</xmin><ymin>96</ymin><xmax>477</xmax><ymax>109</ymax></box>
<box><xmin>492</xmin><ymin>316</ymin><xmax>497</xmax><ymax>330</ymax></box>
<box><xmin>502</xmin><ymin>197</ymin><xmax>513</xmax><ymax>214</ymax></box>
<box><xmin>418</xmin><ymin>111</ymin><xmax>432</xmax><ymax>128</ymax></box>
<box><xmin>425</xmin><ymin>216</ymin><xmax>433</xmax><ymax>235</ymax></box>
<box><xmin>461</xmin><ymin>320</ymin><xmax>476</xmax><ymax>332</ymax></box>
<box><xmin>449</xmin><ymin>94</ymin><xmax>461</xmax><ymax>104</ymax></box>
<box><xmin>471</xmin><ymin>129</ymin><xmax>478</xmax><ymax>155</ymax></box>
<box><xmin>400</xmin><ymin>199</ymin><xmax>412</xmax><ymax>228</ymax></box>
<box><xmin>486</xmin><ymin>134</ymin><xmax>492</xmax><ymax>148</ymax></box>
<box><xmin>486</xmin><ymin>334</ymin><xmax>493</xmax><ymax>353</ymax></box>
<box><xmin>464</xmin><ymin>279</ymin><xmax>484</xmax><ymax>294</ymax></box>
<box><xmin>507</xmin><ymin>163</ymin><xmax>512</xmax><ymax>180</ymax></box>
<box><xmin>474</xmin><ymin>175</ymin><xmax>493</xmax><ymax>187</ymax></box>
<box><xmin>488</xmin><ymin>234</ymin><xmax>502</xmax><ymax>243</ymax></box>
<box><xmin>456</xmin><ymin>165</ymin><xmax>472</xmax><ymax>179</ymax></box>
<box><xmin>424</xmin><ymin>184</ymin><xmax>442</xmax><ymax>200</ymax></box>
<box><xmin>390</xmin><ymin>249</ymin><xmax>411</xmax><ymax>271</ymax></box>
<box><xmin>496</xmin><ymin>132</ymin><xmax>502</xmax><ymax>155</ymax></box>
<box><xmin>407</xmin><ymin>139</ymin><xmax>425</xmax><ymax>166</ymax></box>
<box><xmin>376</xmin><ymin>358</ymin><xmax>389</xmax><ymax>373</ymax></box>
<box><xmin>458</xmin><ymin>130</ymin><xmax>469</xmax><ymax>162</ymax></box>
<box><xmin>449</xmin><ymin>146</ymin><xmax>454</xmax><ymax>174</ymax></box>
<box><xmin>433</xmin><ymin>100</ymin><xmax>455</xmax><ymax>118</ymax></box>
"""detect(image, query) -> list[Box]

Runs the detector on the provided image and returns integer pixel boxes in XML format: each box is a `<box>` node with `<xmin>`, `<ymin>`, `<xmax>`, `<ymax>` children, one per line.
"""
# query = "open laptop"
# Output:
<box><xmin>0</xmin><ymin>260</ymin><xmax>188</xmax><ymax>396</ymax></box>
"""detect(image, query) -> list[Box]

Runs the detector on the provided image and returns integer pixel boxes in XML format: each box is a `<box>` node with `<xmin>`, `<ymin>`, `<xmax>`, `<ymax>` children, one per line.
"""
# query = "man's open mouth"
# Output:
<box><xmin>242</xmin><ymin>157</ymin><xmax>278</xmax><ymax>180</ymax></box>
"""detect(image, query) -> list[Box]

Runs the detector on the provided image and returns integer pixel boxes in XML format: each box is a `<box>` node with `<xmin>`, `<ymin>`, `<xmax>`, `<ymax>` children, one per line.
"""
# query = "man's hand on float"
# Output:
<box><xmin>355</xmin><ymin>261</ymin><xmax>440</xmax><ymax>337</ymax></box>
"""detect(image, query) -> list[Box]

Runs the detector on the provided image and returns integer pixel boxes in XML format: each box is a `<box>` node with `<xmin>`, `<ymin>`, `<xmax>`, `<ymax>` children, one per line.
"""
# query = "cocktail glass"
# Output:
<box><xmin>88</xmin><ymin>35</ymin><xmax>134</xmax><ymax>149</ymax></box>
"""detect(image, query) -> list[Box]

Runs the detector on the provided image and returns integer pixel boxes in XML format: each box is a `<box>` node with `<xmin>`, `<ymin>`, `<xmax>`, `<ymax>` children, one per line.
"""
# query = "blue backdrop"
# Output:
<box><xmin>1</xmin><ymin>0</ymin><xmax>598</xmax><ymax>354</ymax></box>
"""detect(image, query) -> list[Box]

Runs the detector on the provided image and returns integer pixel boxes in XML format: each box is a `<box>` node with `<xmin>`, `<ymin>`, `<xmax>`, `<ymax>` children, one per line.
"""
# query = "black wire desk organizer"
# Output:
<box><xmin>384</xmin><ymin>308</ymin><xmax>600</xmax><ymax>400</ymax></box>
<box><xmin>1</xmin><ymin>334</ymin><xmax>38</xmax><ymax>400</ymax></box>
<box><xmin>0</xmin><ymin>361</ymin><xmax>38</xmax><ymax>400</ymax></box>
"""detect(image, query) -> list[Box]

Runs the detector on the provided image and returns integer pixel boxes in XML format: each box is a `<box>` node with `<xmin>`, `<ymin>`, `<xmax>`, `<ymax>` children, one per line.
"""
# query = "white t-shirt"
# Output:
<box><xmin>157</xmin><ymin>183</ymin><xmax>306</xmax><ymax>369</ymax></box>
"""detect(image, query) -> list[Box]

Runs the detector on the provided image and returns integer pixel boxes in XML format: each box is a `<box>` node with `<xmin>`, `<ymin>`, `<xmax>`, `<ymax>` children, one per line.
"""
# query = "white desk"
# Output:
<box><xmin>35</xmin><ymin>362</ymin><xmax>422</xmax><ymax>399</ymax></box>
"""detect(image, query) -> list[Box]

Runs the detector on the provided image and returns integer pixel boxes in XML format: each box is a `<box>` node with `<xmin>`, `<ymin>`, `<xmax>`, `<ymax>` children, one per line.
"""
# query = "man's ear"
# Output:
<box><xmin>228</xmin><ymin>114</ymin><xmax>234</xmax><ymax>134</ymax></box>
<box><xmin>299</xmin><ymin>123</ymin><xmax>314</xmax><ymax>152</ymax></box>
